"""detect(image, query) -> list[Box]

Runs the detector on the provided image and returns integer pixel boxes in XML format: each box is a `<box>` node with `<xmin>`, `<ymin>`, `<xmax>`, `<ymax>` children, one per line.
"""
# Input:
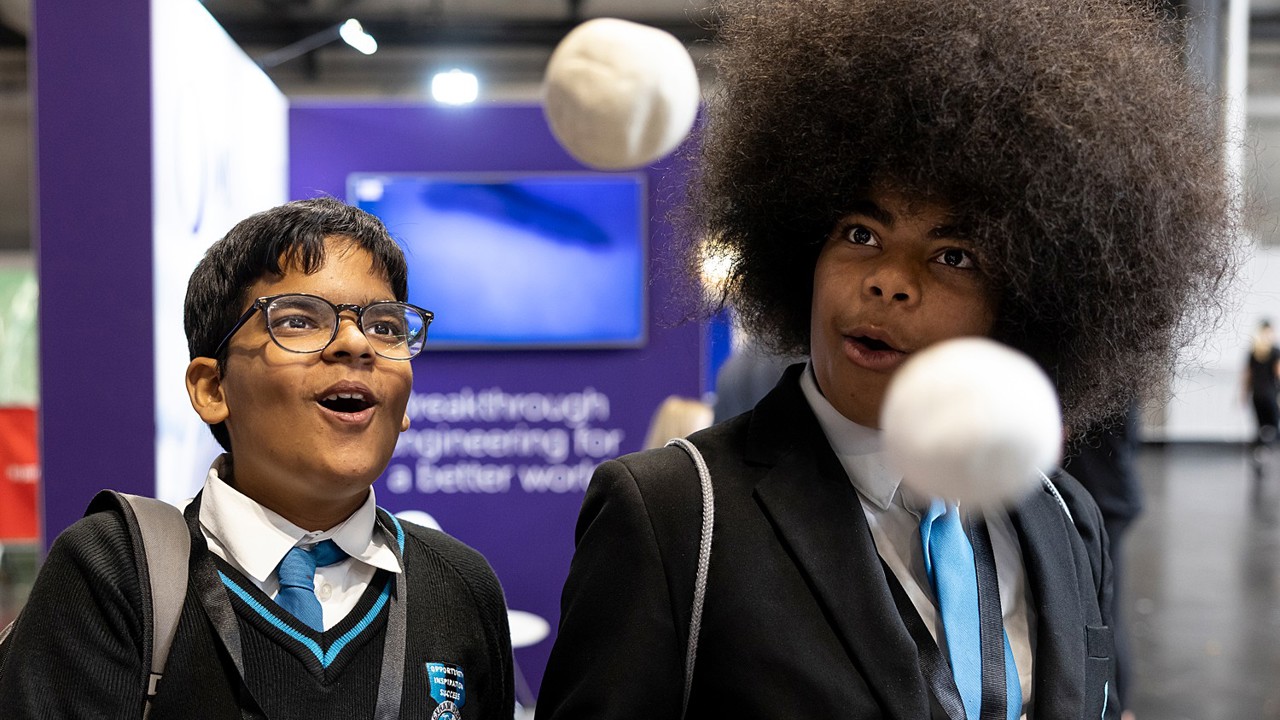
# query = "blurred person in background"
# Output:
<box><xmin>1245</xmin><ymin>319</ymin><xmax>1280</xmax><ymax>449</ymax></box>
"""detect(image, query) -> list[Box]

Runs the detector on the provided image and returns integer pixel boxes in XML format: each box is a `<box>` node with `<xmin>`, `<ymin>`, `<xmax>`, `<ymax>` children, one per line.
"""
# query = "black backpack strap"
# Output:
<box><xmin>372</xmin><ymin>509</ymin><xmax>408</xmax><ymax>720</ymax></box>
<box><xmin>86</xmin><ymin>490</ymin><xmax>191</xmax><ymax>719</ymax></box>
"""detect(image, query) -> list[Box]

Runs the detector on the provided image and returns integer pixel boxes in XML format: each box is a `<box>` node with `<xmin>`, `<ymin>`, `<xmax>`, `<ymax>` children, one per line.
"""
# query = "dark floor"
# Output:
<box><xmin>0</xmin><ymin>445</ymin><xmax>1277</xmax><ymax>718</ymax></box>
<box><xmin>1126</xmin><ymin>444</ymin><xmax>1280</xmax><ymax>720</ymax></box>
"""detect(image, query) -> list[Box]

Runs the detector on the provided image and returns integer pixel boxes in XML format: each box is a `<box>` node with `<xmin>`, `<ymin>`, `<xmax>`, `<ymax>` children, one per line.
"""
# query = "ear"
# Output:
<box><xmin>401</xmin><ymin>413</ymin><xmax>411</xmax><ymax>432</ymax></box>
<box><xmin>186</xmin><ymin>357</ymin><xmax>230</xmax><ymax>426</ymax></box>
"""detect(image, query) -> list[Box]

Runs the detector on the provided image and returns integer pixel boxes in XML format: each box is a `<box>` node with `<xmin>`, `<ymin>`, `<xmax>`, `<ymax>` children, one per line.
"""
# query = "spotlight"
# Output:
<box><xmin>256</xmin><ymin>18</ymin><xmax>378</xmax><ymax>68</ymax></box>
<box><xmin>432</xmin><ymin>69</ymin><xmax>479</xmax><ymax>106</ymax></box>
<box><xmin>339</xmin><ymin>19</ymin><xmax>378</xmax><ymax>55</ymax></box>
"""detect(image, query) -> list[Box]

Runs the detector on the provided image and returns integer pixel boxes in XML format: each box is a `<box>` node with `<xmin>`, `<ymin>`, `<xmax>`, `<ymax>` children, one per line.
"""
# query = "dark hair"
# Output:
<box><xmin>183</xmin><ymin>197</ymin><xmax>408</xmax><ymax>451</ymax></box>
<box><xmin>685</xmin><ymin>0</ymin><xmax>1237</xmax><ymax>434</ymax></box>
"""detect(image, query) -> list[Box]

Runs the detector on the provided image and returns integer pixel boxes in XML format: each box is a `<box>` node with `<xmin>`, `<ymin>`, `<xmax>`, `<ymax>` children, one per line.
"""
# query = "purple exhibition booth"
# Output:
<box><xmin>292</xmin><ymin>103</ymin><xmax>704</xmax><ymax>692</ymax></box>
<box><xmin>36</xmin><ymin>0</ymin><xmax>704</xmax><ymax>698</ymax></box>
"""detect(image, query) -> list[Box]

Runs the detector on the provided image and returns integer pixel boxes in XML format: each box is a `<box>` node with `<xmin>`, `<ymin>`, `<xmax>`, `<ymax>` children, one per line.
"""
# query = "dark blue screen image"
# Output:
<box><xmin>350</xmin><ymin>173</ymin><xmax>646</xmax><ymax>349</ymax></box>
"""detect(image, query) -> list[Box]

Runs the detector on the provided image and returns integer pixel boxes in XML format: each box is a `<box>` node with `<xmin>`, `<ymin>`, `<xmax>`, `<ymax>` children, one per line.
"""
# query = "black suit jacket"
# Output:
<box><xmin>537</xmin><ymin>366</ymin><xmax>1117</xmax><ymax>720</ymax></box>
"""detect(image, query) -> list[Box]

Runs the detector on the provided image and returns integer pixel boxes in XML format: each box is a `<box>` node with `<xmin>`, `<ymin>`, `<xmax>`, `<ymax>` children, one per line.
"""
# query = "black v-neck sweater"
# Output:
<box><xmin>0</xmin><ymin>507</ymin><xmax>513</xmax><ymax>720</ymax></box>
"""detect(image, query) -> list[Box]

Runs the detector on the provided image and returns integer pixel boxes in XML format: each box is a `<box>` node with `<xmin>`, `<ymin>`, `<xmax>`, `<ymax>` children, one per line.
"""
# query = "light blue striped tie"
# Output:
<box><xmin>921</xmin><ymin>500</ymin><xmax>1022</xmax><ymax>720</ymax></box>
<box><xmin>922</xmin><ymin>500</ymin><xmax>984</xmax><ymax>719</ymax></box>
<box><xmin>275</xmin><ymin>539</ymin><xmax>347</xmax><ymax>631</ymax></box>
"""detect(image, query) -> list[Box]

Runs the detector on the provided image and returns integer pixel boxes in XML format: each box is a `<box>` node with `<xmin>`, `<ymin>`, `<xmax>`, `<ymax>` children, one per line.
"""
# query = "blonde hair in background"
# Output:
<box><xmin>643</xmin><ymin>396</ymin><xmax>714</xmax><ymax>450</ymax></box>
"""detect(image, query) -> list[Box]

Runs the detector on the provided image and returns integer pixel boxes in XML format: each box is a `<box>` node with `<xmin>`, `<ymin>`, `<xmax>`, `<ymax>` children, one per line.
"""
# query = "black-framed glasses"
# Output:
<box><xmin>213</xmin><ymin>293</ymin><xmax>434</xmax><ymax>361</ymax></box>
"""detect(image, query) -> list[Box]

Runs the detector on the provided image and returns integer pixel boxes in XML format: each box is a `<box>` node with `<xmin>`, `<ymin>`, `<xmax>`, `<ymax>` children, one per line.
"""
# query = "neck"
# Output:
<box><xmin>222</xmin><ymin>459</ymin><xmax>368</xmax><ymax>532</ymax></box>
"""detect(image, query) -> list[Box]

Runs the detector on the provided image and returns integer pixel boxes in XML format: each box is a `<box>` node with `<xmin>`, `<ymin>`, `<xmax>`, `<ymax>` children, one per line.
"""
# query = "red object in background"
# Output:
<box><xmin>0</xmin><ymin>406</ymin><xmax>39</xmax><ymax>541</ymax></box>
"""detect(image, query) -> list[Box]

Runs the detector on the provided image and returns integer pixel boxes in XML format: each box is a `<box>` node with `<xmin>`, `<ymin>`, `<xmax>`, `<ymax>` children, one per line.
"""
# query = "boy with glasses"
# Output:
<box><xmin>0</xmin><ymin>198</ymin><xmax>514</xmax><ymax>719</ymax></box>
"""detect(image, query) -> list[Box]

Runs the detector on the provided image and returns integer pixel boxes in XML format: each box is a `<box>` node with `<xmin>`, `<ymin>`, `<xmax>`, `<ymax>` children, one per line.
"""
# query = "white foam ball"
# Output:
<box><xmin>543</xmin><ymin>18</ymin><xmax>700</xmax><ymax>170</ymax></box>
<box><xmin>881</xmin><ymin>337</ymin><xmax>1062</xmax><ymax>509</ymax></box>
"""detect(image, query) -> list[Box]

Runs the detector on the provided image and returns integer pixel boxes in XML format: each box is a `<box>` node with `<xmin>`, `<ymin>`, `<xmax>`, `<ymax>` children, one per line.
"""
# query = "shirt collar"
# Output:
<box><xmin>799</xmin><ymin>364</ymin><xmax>903</xmax><ymax>510</ymax></box>
<box><xmin>198</xmin><ymin>455</ymin><xmax>402</xmax><ymax>582</ymax></box>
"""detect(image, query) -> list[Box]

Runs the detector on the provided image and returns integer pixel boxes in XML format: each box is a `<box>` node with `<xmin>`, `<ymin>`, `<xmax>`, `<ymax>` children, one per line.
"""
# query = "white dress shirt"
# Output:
<box><xmin>186</xmin><ymin>456</ymin><xmax>402</xmax><ymax>631</ymax></box>
<box><xmin>799</xmin><ymin>366</ymin><xmax>1036</xmax><ymax>714</ymax></box>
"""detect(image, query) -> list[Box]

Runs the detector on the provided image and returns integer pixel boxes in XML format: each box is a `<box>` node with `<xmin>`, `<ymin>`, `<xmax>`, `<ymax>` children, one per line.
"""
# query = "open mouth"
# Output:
<box><xmin>318</xmin><ymin>392</ymin><xmax>375</xmax><ymax>414</ymax></box>
<box><xmin>854</xmin><ymin>335</ymin><xmax>899</xmax><ymax>353</ymax></box>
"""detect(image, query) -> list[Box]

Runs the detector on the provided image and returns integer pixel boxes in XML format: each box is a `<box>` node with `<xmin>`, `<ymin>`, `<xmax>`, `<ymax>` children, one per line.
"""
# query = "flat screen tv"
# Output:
<box><xmin>349</xmin><ymin>173</ymin><xmax>647</xmax><ymax>350</ymax></box>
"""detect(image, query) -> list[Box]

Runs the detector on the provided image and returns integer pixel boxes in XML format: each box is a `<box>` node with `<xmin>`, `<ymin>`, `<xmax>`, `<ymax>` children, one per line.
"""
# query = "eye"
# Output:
<box><xmin>366</xmin><ymin>320</ymin><xmax>406</xmax><ymax>338</ymax></box>
<box><xmin>844</xmin><ymin>225</ymin><xmax>879</xmax><ymax>247</ymax></box>
<box><xmin>363</xmin><ymin>304</ymin><xmax>411</xmax><ymax>340</ymax></box>
<box><xmin>270</xmin><ymin>312</ymin><xmax>323</xmax><ymax>335</ymax></box>
<box><xmin>935</xmin><ymin>247</ymin><xmax>978</xmax><ymax>269</ymax></box>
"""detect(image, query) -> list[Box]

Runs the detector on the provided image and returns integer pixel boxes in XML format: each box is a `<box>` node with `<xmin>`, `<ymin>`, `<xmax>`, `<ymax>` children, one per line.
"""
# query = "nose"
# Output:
<box><xmin>324</xmin><ymin>313</ymin><xmax>374</xmax><ymax>361</ymax></box>
<box><xmin>864</xmin><ymin>256</ymin><xmax>919</xmax><ymax>304</ymax></box>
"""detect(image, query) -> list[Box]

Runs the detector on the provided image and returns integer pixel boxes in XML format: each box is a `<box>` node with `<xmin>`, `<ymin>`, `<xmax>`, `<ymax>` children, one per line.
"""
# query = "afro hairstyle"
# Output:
<box><xmin>684</xmin><ymin>0</ymin><xmax>1238</xmax><ymax>434</ymax></box>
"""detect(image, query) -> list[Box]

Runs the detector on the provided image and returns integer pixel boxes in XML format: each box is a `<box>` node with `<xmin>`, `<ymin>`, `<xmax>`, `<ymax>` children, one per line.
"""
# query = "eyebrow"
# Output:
<box><xmin>848</xmin><ymin>199</ymin><xmax>894</xmax><ymax>227</ymax></box>
<box><xmin>846</xmin><ymin>199</ymin><xmax>964</xmax><ymax>240</ymax></box>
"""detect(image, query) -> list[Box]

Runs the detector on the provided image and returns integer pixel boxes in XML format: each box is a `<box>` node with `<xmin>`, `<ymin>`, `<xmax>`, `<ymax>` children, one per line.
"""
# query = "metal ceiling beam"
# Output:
<box><xmin>1253</xmin><ymin>11</ymin><xmax>1280</xmax><ymax>41</ymax></box>
<box><xmin>33</xmin><ymin>6</ymin><xmax>1280</xmax><ymax>53</ymax></box>
<box><xmin>216</xmin><ymin>16</ymin><xmax>718</xmax><ymax>51</ymax></box>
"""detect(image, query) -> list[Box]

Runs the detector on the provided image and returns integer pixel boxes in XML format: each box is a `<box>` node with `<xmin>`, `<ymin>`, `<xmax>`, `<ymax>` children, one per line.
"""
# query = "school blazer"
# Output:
<box><xmin>537</xmin><ymin>365</ymin><xmax>1117</xmax><ymax>720</ymax></box>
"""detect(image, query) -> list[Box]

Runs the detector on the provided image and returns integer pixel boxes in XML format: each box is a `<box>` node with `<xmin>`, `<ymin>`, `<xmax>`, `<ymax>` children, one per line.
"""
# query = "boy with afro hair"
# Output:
<box><xmin>537</xmin><ymin>1</ymin><xmax>1234</xmax><ymax>719</ymax></box>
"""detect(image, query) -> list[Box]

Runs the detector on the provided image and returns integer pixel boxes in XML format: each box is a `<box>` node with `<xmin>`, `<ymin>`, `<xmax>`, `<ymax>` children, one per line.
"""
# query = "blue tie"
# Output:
<box><xmin>275</xmin><ymin>539</ymin><xmax>348</xmax><ymax>631</ymax></box>
<box><xmin>921</xmin><ymin>499</ymin><xmax>1022</xmax><ymax>720</ymax></box>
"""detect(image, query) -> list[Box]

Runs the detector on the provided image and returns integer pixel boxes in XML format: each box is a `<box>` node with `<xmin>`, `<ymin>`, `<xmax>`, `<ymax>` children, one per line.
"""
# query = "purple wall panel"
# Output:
<box><xmin>291</xmin><ymin>103</ymin><xmax>702</xmax><ymax>698</ymax></box>
<box><xmin>34</xmin><ymin>0</ymin><xmax>155</xmax><ymax>545</ymax></box>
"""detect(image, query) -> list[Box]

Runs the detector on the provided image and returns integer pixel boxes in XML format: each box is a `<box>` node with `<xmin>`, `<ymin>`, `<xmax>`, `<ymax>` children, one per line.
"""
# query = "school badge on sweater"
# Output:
<box><xmin>427</xmin><ymin>662</ymin><xmax>466</xmax><ymax>720</ymax></box>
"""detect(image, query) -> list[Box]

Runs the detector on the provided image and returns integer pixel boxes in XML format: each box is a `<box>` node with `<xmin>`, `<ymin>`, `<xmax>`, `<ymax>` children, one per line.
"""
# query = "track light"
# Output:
<box><xmin>256</xmin><ymin>18</ymin><xmax>377</xmax><ymax>69</ymax></box>
<box><xmin>338</xmin><ymin>19</ymin><xmax>377</xmax><ymax>55</ymax></box>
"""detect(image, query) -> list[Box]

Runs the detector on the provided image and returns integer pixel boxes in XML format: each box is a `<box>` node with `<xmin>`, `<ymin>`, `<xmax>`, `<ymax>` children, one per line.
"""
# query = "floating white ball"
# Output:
<box><xmin>542</xmin><ymin>18</ymin><xmax>701</xmax><ymax>170</ymax></box>
<box><xmin>880</xmin><ymin>337</ymin><xmax>1062</xmax><ymax>509</ymax></box>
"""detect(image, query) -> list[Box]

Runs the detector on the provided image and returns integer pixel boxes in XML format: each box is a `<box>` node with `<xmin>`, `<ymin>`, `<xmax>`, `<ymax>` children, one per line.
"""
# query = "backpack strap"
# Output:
<box><xmin>122</xmin><ymin>493</ymin><xmax>191</xmax><ymax>713</ymax></box>
<box><xmin>664</xmin><ymin>438</ymin><xmax>715</xmax><ymax>720</ymax></box>
<box><xmin>86</xmin><ymin>490</ymin><xmax>191</xmax><ymax>719</ymax></box>
<box><xmin>1037</xmin><ymin>469</ymin><xmax>1075</xmax><ymax>523</ymax></box>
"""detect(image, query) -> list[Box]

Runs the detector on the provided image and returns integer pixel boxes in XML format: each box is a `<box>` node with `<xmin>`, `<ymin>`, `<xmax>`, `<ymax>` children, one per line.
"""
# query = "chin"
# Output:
<box><xmin>342</xmin><ymin>463</ymin><xmax>383</xmax><ymax>481</ymax></box>
<box><xmin>833</xmin><ymin>382</ymin><xmax>888</xmax><ymax>426</ymax></box>
<box><xmin>314</xmin><ymin>456</ymin><xmax>387</xmax><ymax>489</ymax></box>
<box><xmin>326</xmin><ymin>436</ymin><xmax>396</xmax><ymax>472</ymax></box>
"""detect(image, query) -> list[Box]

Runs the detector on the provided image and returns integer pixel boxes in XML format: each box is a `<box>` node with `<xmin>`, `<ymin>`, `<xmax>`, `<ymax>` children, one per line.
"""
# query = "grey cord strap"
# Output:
<box><xmin>1038</xmin><ymin>470</ymin><xmax>1074</xmax><ymax>524</ymax></box>
<box><xmin>666</xmin><ymin>437</ymin><xmax>714</xmax><ymax>720</ymax></box>
<box><xmin>120</xmin><ymin>494</ymin><xmax>191</xmax><ymax>719</ymax></box>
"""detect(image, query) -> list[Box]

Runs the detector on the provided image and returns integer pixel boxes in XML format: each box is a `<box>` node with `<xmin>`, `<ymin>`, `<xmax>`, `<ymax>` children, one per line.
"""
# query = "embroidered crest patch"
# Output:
<box><xmin>427</xmin><ymin>662</ymin><xmax>466</xmax><ymax>720</ymax></box>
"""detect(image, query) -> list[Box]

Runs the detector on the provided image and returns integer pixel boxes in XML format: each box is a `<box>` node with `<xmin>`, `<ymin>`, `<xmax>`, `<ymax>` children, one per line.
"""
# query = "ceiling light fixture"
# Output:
<box><xmin>338</xmin><ymin>19</ymin><xmax>377</xmax><ymax>55</ymax></box>
<box><xmin>256</xmin><ymin>18</ymin><xmax>377</xmax><ymax>69</ymax></box>
<box><xmin>431</xmin><ymin>69</ymin><xmax>479</xmax><ymax>106</ymax></box>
